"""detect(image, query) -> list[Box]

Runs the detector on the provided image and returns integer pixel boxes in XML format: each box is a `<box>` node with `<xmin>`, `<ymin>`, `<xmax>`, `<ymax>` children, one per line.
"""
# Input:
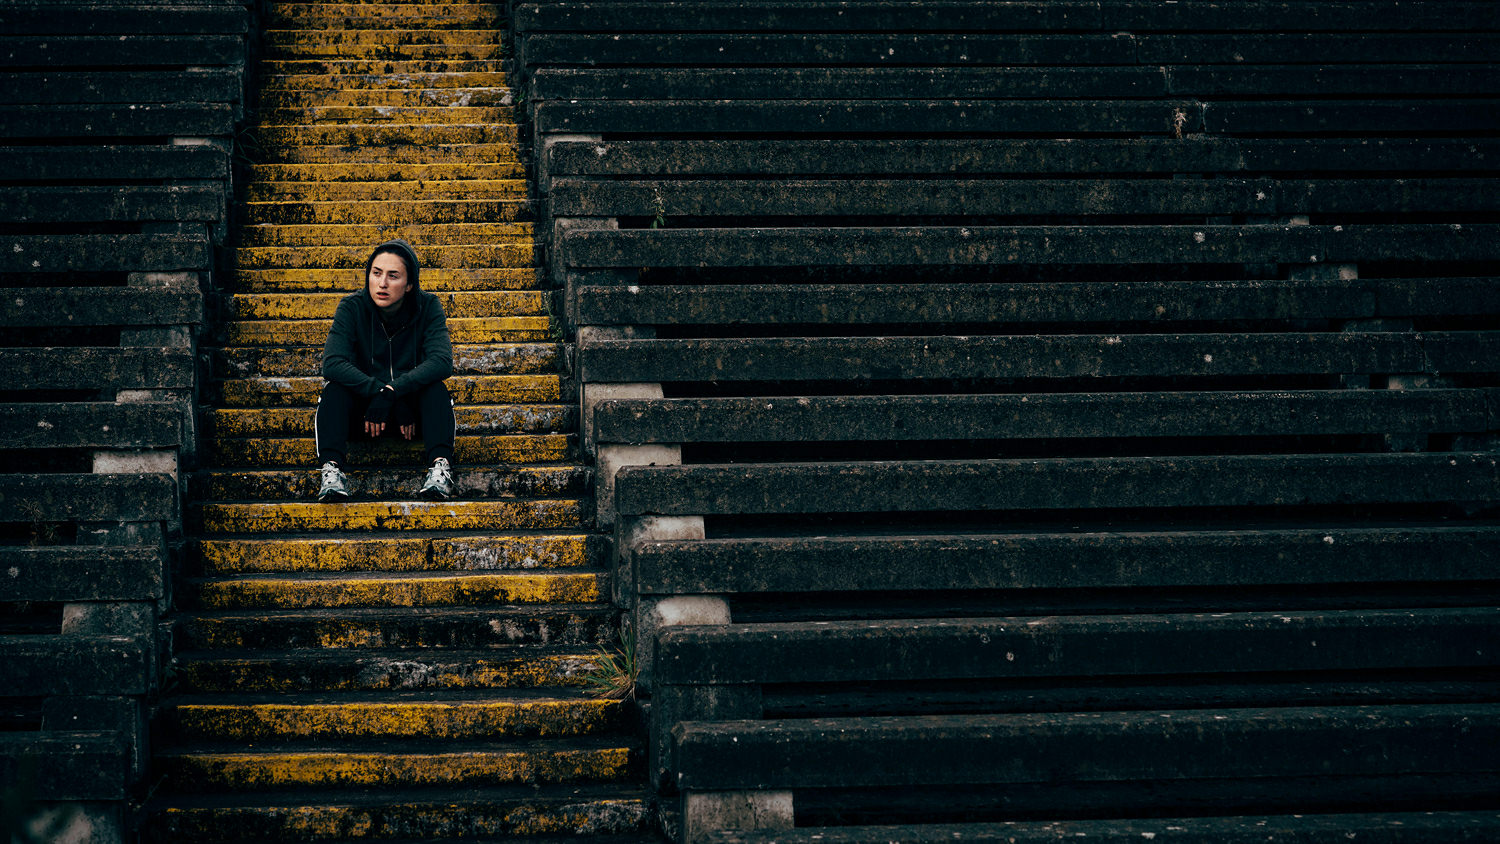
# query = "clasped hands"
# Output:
<box><xmin>364</xmin><ymin>385</ymin><xmax>416</xmax><ymax>439</ymax></box>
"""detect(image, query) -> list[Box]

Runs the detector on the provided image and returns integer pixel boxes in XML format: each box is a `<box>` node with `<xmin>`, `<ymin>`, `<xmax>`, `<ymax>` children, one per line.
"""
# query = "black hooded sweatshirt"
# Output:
<box><xmin>321</xmin><ymin>240</ymin><xmax>453</xmax><ymax>398</ymax></box>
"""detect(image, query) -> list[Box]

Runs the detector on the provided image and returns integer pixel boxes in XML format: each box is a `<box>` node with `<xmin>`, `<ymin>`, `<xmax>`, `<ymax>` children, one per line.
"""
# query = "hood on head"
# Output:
<box><xmin>364</xmin><ymin>239</ymin><xmax>421</xmax><ymax>293</ymax></box>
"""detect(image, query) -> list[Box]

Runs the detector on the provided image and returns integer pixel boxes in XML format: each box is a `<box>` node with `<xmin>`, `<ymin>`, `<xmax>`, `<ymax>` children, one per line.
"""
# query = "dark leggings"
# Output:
<box><xmin>315</xmin><ymin>381</ymin><xmax>455</xmax><ymax>467</ymax></box>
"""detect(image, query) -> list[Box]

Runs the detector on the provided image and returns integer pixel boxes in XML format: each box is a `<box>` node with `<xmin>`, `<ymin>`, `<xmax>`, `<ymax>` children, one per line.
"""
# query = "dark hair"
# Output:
<box><xmin>365</xmin><ymin>239</ymin><xmax>421</xmax><ymax>291</ymax></box>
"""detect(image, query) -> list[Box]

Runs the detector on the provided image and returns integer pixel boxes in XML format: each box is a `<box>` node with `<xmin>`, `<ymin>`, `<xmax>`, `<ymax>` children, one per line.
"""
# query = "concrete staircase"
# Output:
<box><xmin>143</xmin><ymin>2</ymin><xmax>650</xmax><ymax>839</ymax></box>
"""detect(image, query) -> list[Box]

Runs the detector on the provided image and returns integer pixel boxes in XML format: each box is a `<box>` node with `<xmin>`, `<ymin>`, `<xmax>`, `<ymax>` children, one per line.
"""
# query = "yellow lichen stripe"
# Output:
<box><xmin>264</xmin><ymin>28</ymin><xmax>506</xmax><ymax>47</ymax></box>
<box><xmin>201</xmin><ymin>499</ymin><xmax>587</xmax><ymax>534</ymax></box>
<box><xmin>234</xmin><ymin>266</ymin><xmax>540</xmax><ymax>292</ymax></box>
<box><xmin>256</xmin><ymin>123</ymin><xmax>519</xmax><ymax>147</ymax></box>
<box><xmin>219</xmin><ymin>374</ymin><xmax>562</xmax><ymax>408</ymax></box>
<box><xmin>246</xmin><ymin>178</ymin><xmax>527</xmax><ymax>202</ymax></box>
<box><xmin>230</xmin><ymin>289</ymin><xmax>547</xmax><ymax>319</ymax></box>
<box><xmin>207</xmin><ymin>433</ymin><xmax>570</xmax><ymax>467</ymax></box>
<box><xmin>198</xmin><ymin>533</ymin><xmax>590</xmax><ymax>574</ymax></box>
<box><xmin>207</xmin><ymin>404</ymin><xmax>567</xmax><ymax>437</ymax></box>
<box><xmin>172</xmin><ymin>697</ymin><xmax>621</xmax><ymax>741</ymax></box>
<box><xmin>267</xmin><ymin>44</ymin><xmax>504</xmax><ymax>60</ymax></box>
<box><xmin>244</xmin><ymin>199</ymin><xmax>531</xmax><ymax>225</ymax></box>
<box><xmin>218</xmin><ymin>343</ymin><xmax>559</xmax><ymax>379</ymax></box>
<box><xmin>260</xmin><ymin>142</ymin><xmax>523</xmax><ymax>166</ymax></box>
<box><xmin>262</xmin><ymin>70</ymin><xmax>510</xmax><ymax>92</ymax></box>
<box><xmin>238</xmin><ymin>220</ymin><xmax>532</xmax><ymax>244</ymax></box>
<box><xmin>263</xmin><ymin>88</ymin><xmax>512</xmax><ymax>109</ymax></box>
<box><xmin>266</xmin><ymin>4</ymin><xmax>508</xmax><ymax>25</ymax></box>
<box><xmin>177</xmin><ymin>652</ymin><xmax>599</xmax><ymax>692</ymax></box>
<box><xmin>192</xmin><ymin>571</ymin><xmax>602</xmax><ymax>609</ymax></box>
<box><xmin>227</xmin><ymin>317</ymin><xmax>551</xmax><ymax>346</ymax></box>
<box><xmin>164</xmin><ymin>745</ymin><xmax>633</xmax><ymax>790</ymax></box>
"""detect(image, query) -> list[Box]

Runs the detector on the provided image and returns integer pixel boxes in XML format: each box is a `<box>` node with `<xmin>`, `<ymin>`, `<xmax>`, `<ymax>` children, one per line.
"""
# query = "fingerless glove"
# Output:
<box><xmin>364</xmin><ymin>387</ymin><xmax>396</xmax><ymax>425</ymax></box>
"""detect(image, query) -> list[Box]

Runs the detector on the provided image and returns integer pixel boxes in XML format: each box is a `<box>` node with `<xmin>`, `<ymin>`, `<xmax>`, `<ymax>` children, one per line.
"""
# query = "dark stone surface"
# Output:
<box><xmin>548</xmin><ymin>138</ymin><xmax>1500</xmax><ymax>177</ymax></box>
<box><xmin>0</xmin><ymin>636</ymin><xmax>150</xmax><ymax>697</ymax></box>
<box><xmin>1</xmin><ymin>104</ymin><xmax>234</xmax><ymax>139</ymax></box>
<box><xmin>0</xmin><ymin>731</ymin><xmax>130</xmax><ymax>800</ymax></box>
<box><xmin>0</xmin><ymin>473</ymin><xmax>175</xmax><ymax>522</ymax></box>
<box><xmin>704</xmin><ymin>812</ymin><xmax>1500</xmax><ymax>844</ymax></box>
<box><xmin>594</xmin><ymin>390</ymin><xmax>1494</xmax><ymax>444</ymax></box>
<box><xmin>554</xmin><ymin>178</ymin><xmax>1497</xmax><ymax>218</ymax></box>
<box><xmin>0</xmin><ymin>5</ymin><xmax>249</xmax><ymax>34</ymax></box>
<box><xmin>672</xmin><ymin>703</ymin><xmax>1500</xmax><ymax>789</ymax></box>
<box><xmin>1</xmin><ymin>35</ymin><xmax>243</xmax><ymax>67</ymax></box>
<box><xmin>0</xmin><ymin>186</ymin><xmax>223</xmax><ymax>223</ymax></box>
<box><xmin>1207</xmin><ymin>100</ymin><xmax>1500</xmax><ymax>135</ymax></box>
<box><xmin>634</xmin><ymin>526</ymin><xmax>1500</xmax><ymax>595</ymax></box>
<box><xmin>577</xmin><ymin>279</ymin><xmax>1500</xmax><ymax>326</ymax></box>
<box><xmin>0</xmin><ymin>546</ymin><xmax>162</xmax><ymax>602</ymax></box>
<box><xmin>0</xmin><ymin>288</ymin><xmax>203</xmax><ymax>326</ymax></box>
<box><xmin>655</xmin><ymin>607</ymin><xmax>1500</xmax><ymax>685</ymax></box>
<box><xmin>614</xmin><ymin>453</ymin><xmax>1500</xmax><ymax>516</ymax></box>
<box><xmin>561</xmin><ymin>225</ymin><xmax>1500</xmax><ymax>269</ymax></box>
<box><xmin>0</xmin><ymin>145</ymin><xmax>228</xmax><ymax>182</ymax></box>
<box><xmin>0</xmin><ymin>234</ymin><xmax>208</xmax><ymax>272</ymax></box>
<box><xmin>0</xmin><ymin>402</ymin><xmax>182</xmax><ymax>448</ymax></box>
<box><xmin>581</xmin><ymin>333</ymin><xmax>1492</xmax><ymax>383</ymax></box>
<box><xmin>2</xmin><ymin>347</ymin><xmax>193</xmax><ymax>390</ymax></box>
<box><xmin>0</xmin><ymin>70</ymin><xmax>242</xmax><ymax>106</ymax></box>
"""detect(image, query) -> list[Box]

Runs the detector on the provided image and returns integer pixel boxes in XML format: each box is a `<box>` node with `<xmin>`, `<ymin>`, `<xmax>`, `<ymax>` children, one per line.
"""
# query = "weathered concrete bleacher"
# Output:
<box><xmin>519</xmin><ymin>1</ymin><xmax>1500</xmax><ymax>841</ymax></box>
<box><xmin>0</xmin><ymin>1</ymin><xmax>247</xmax><ymax>837</ymax></box>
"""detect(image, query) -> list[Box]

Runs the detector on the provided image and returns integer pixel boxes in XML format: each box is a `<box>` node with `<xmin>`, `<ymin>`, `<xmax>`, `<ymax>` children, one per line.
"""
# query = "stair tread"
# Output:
<box><xmin>188</xmin><ymin>569</ymin><xmax>604</xmax><ymax>584</ymax></box>
<box><xmin>180</xmin><ymin>604</ymin><xmax>611</xmax><ymax>621</ymax></box>
<box><xmin>164</xmin><ymin>687</ymin><xmax>615</xmax><ymax>707</ymax></box>
<box><xmin>159</xmin><ymin>734</ymin><xmax>634</xmax><ymax>757</ymax></box>
<box><xmin>148</xmin><ymin>781</ymin><xmax>648</xmax><ymax>810</ymax></box>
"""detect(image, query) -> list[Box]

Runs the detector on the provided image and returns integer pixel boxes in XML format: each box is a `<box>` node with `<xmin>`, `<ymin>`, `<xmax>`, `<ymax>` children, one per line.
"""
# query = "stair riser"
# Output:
<box><xmin>199</xmin><ymin>465</ymin><xmax>586</xmax><ymax>501</ymax></box>
<box><xmin>148</xmin><ymin>795</ymin><xmax>649</xmax><ymax>841</ymax></box>
<box><xmin>239</xmin><ymin>220</ymin><xmax>530</xmax><ymax>242</ymax></box>
<box><xmin>261</xmin><ymin>88</ymin><xmax>513</xmax><ymax>109</ymax></box>
<box><xmin>233</xmin><ymin>267</ymin><xmax>543</xmax><ymax>292</ymax></box>
<box><xmin>199</xmin><ymin>500</ymin><xmax>587</xmax><ymax>534</ymax></box>
<box><xmin>219</xmin><ymin>375</ymin><xmax>563</xmax><ymax>408</ymax></box>
<box><xmin>261</xmin><ymin>59</ymin><xmax>507</xmax><ymax>75</ymax></box>
<box><xmin>207</xmin><ymin>405</ymin><xmax>572</xmax><ymax>438</ymax></box>
<box><xmin>186</xmin><ymin>573</ymin><xmax>603</xmax><ymax>610</ymax></box>
<box><xmin>245</xmin><ymin>200</ymin><xmax>533</xmax><ymax>225</ymax></box>
<box><xmin>265</xmin><ymin>5</ymin><xmax>509</xmax><ymax>29</ymax></box>
<box><xmin>215</xmin><ymin>343</ymin><xmax>559</xmax><ymax>378</ymax></box>
<box><xmin>228</xmin><ymin>290</ymin><xmax>548</xmax><ymax>319</ymax></box>
<box><xmin>263</xmin><ymin>28</ymin><xmax>506</xmax><ymax>47</ymax></box>
<box><xmin>197</xmin><ymin>533</ymin><xmax>595</xmax><ymax>575</ymax></box>
<box><xmin>160</xmin><ymin>747</ymin><xmax>636</xmax><ymax>792</ymax></box>
<box><xmin>246</xmin><ymin>179</ymin><xmax>526</xmax><ymax>201</ymax></box>
<box><xmin>226</xmin><ymin>318</ymin><xmax>551</xmax><ymax>345</ymax></box>
<box><xmin>265</xmin><ymin>45</ymin><xmax>505</xmax><ymax>61</ymax></box>
<box><xmin>258</xmin><ymin>142</ymin><xmax>522</xmax><ymax>165</ymax></box>
<box><xmin>204</xmin><ymin>435</ymin><xmax>573</xmax><ymax>468</ymax></box>
<box><xmin>257</xmin><ymin>123</ymin><xmax>518</xmax><ymax>147</ymax></box>
<box><xmin>234</xmin><ymin>244</ymin><xmax>535</xmax><ymax>271</ymax></box>
<box><xmin>179</xmin><ymin>610</ymin><xmax>610</xmax><ymax>649</ymax></box>
<box><xmin>174</xmin><ymin>655</ymin><xmax>604</xmax><ymax>694</ymax></box>
<box><xmin>261</xmin><ymin>71</ymin><xmax>509</xmax><ymax>91</ymax></box>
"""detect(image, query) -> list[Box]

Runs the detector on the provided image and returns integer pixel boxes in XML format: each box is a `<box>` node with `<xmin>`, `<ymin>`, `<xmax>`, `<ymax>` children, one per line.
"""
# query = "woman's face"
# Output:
<box><xmin>367</xmin><ymin>251</ymin><xmax>411</xmax><ymax>313</ymax></box>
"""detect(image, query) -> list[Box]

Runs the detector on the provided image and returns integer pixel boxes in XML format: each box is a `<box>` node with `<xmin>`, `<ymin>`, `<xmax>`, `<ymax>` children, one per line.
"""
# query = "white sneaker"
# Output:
<box><xmin>420</xmin><ymin>457</ymin><xmax>453</xmax><ymax>500</ymax></box>
<box><xmin>317</xmin><ymin>462</ymin><xmax>349</xmax><ymax>501</ymax></box>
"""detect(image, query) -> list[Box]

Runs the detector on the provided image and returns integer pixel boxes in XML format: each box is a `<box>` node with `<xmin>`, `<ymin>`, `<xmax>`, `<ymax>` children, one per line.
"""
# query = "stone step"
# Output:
<box><xmin>260</xmin><ymin>87</ymin><xmax>513</xmax><ymax>109</ymax></box>
<box><xmin>171</xmin><ymin>653</ymin><xmax>605</xmax><ymax>694</ymax></box>
<box><xmin>245</xmin><ymin>167</ymin><xmax>526</xmax><ymax>190</ymax></box>
<box><xmin>143</xmin><ymin>783</ymin><xmax>650</xmax><ymax>842</ymax></box>
<box><xmin>156</xmin><ymin>737</ymin><xmax>636</xmax><ymax>792</ymax></box>
<box><xmin>258</xmin><ymin>106</ymin><xmax>514</xmax><ymax>128</ymax></box>
<box><xmin>163</xmin><ymin>688</ymin><xmax>623</xmax><ymax>741</ymax></box>
<box><xmin>219</xmin><ymin>374</ymin><xmax>562</xmax><ymax>407</ymax></box>
<box><xmin>246</xmin><ymin>178</ymin><xmax>526</xmax><ymax>202</ymax></box>
<box><xmin>256</xmin><ymin>122</ymin><xmax>519</xmax><ymax>147</ymax></box>
<box><xmin>226</xmin><ymin>316</ymin><xmax>551</xmax><ymax>345</ymax></box>
<box><xmin>264</xmin><ymin>44</ymin><xmax>505</xmax><ymax>61</ymax></box>
<box><xmin>261</xmin><ymin>59</ymin><xmax>507</xmax><ymax>76</ymax></box>
<box><xmin>204</xmin><ymin>434</ymin><xmax>573</xmax><ymax>468</ymax></box>
<box><xmin>264</xmin><ymin>3</ymin><xmax>509</xmax><ymax>29</ymax></box>
<box><xmin>261</xmin><ymin>71</ymin><xmax>508</xmax><ymax>91</ymax></box>
<box><xmin>177</xmin><ymin>604</ymin><xmax>610</xmax><ymax>648</ymax></box>
<box><xmin>263</xmin><ymin>28</ymin><xmax>506</xmax><ymax>47</ymax></box>
<box><xmin>243</xmin><ymin>198</ymin><xmax>533</xmax><ymax>225</ymax></box>
<box><xmin>207</xmin><ymin>405</ymin><xmax>572</xmax><ymax>438</ymax></box>
<box><xmin>257</xmin><ymin>142</ymin><xmax>521</xmax><ymax>165</ymax></box>
<box><xmin>200</xmin><ymin>464</ymin><xmax>587</xmax><ymax>503</ymax></box>
<box><xmin>233</xmin><ymin>267</ymin><xmax>542</xmax><ymax>292</ymax></box>
<box><xmin>234</xmin><ymin>243</ymin><xmax>535</xmax><ymax>271</ymax></box>
<box><xmin>196</xmin><ymin>531</ymin><xmax>594</xmax><ymax>575</ymax></box>
<box><xmin>198</xmin><ymin>499</ymin><xmax>587</xmax><ymax>534</ymax></box>
<box><xmin>184</xmin><ymin>570</ymin><xmax>604</xmax><ymax>610</ymax></box>
<box><xmin>227</xmin><ymin>290</ymin><xmax>548</xmax><ymax>319</ymax></box>
<box><xmin>215</xmin><ymin>342</ymin><xmax>560</xmax><ymax>378</ymax></box>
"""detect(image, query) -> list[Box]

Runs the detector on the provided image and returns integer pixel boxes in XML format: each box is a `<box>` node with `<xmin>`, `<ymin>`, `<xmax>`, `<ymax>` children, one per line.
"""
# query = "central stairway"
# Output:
<box><xmin>143</xmin><ymin>2</ymin><xmax>650</xmax><ymax>839</ymax></box>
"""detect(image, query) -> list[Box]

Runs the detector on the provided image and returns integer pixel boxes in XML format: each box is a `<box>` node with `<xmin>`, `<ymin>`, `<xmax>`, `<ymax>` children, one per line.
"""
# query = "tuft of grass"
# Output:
<box><xmin>580</xmin><ymin>626</ymin><xmax>638</xmax><ymax>701</ymax></box>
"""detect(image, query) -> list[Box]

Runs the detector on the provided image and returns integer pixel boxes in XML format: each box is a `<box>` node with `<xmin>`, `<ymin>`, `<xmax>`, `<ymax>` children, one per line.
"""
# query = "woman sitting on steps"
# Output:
<box><xmin>314</xmin><ymin>239</ymin><xmax>456</xmax><ymax>501</ymax></box>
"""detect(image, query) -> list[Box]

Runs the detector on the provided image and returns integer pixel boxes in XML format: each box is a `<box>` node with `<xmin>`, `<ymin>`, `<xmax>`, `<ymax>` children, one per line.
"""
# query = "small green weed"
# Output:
<box><xmin>580</xmin><ymin>626</ymin><xmax>638</xmax><ymax>701</ymax></box>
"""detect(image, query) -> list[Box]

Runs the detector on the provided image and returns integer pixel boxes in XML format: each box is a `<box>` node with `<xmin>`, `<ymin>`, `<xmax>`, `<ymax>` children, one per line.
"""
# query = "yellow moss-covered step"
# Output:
<box><xmin>144</xmin><ymin>783</ymin><xmax>652</xmax><ymax>842</ymax></box>
<box><xmin>205</xmin><ymin>434</ymin><xmax>572</xmax><ymax>468</ymax></box>
<box><xmin>256</xmin><ymin>122</ymin><xmax>519</xmax><ymax>148</ymax></box>
<box><xmin>199</xmin><ymin>499</ymin><xmax>585</xmax><ymax>534</ymax></box>
<box><xmin>261</xmin><ymin>58</ymin><xmax>507</xmax><ymax>76</ymax></box>
<box><xmin>260</xmin><ymin>87</ymin><xmax>512</xmax><ymax>110</ymax></box>
<box><xmin>229</xmin><ymin>290</ymin><xmax>546</xmax><ymax>319</ymax></box>
<box><xmin>185</xmin><ymin>569</ymin><xmax>602</xmax><ymax>610</ymax></box>
<box><xmin>207</xmin><ymin>405</ymin><xmax>572</xmax><ymax>438</ymax></box>
<box><xmin>246</xmin><ymin>178</ymin><xmax>526</xmax><ymax>202</ymax></box>
<box><xmin>266</xmin><ymin>43</ymin><xmax>505</xmax><ymax>61</ymax></box>
<box><xmin>264</xmin><ymin>28</ymin><xmax>505</xmax><ymax>47</ymax></box>
<box><xmin>237</xmin><ymin>220</ymin><xmax>531</xmax><ymax>247</ymax></box>
<box><xmin>219</xmin><ymin>374</ymin><xmax>562</xmax><ymax>407</ymax></box>
<box><xmin>259</xmin><ymin>106</ymin><xmax>513</xmax><ymax>129</ymax></box>
<box><xmin>197</xmin><ymin>532</ymin><xmax>593</xmax><ymax>575</ymax></box>
<box><xmin>235</xmin><ymin>267</ymin><xmax>542</xmax><ymax>292</ymax></box>
<box><xmin>235</xmin><ymin>244</ymin><xmax>535</xmax><ymax>273</ymax></box>
<box><xmin>172</xmin><ymin>650</ymin><xmax>603</xmax><ymax>694</ymax></box>
<box><xmin>158</xmin><ymin>739</ymin><xmax>636</xmax><ymax>792</ymax></box>
<box><xmin>227</xmin><ymin>316</ymin><xmax>550</xmax><ymax>345</ymax></box>
<box><xmin>178</xmin><ymin>604</ymin><xmax>610</xmax><ymax>649</ymax></box>
<box><xmin>261</xmin><ymin>71</ymin><xmax>508</xmax><ymax>92</ymax></box>
<box><xmin>243</xmin><ymin>198</ymin><xmax>532</xmax><ymax>225</ymax></box>
<box><xmin>245</xmin><ymin>168</ymin><xmax>526</xmax><ymax>191</ymax></box>
<box><xmin>265</xmin><ymin>3</ymin><xmax>509</xmax><ymax>28</ymax></box>
<box><xmin>258</xmin><ymin>141</ymin><xmax>521</xmax><ymax>166</ymax></box>
<box><xmin>216</xmin><ymin>342</ymin><xmax>559</xmax><ymax>378</ymax></box>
